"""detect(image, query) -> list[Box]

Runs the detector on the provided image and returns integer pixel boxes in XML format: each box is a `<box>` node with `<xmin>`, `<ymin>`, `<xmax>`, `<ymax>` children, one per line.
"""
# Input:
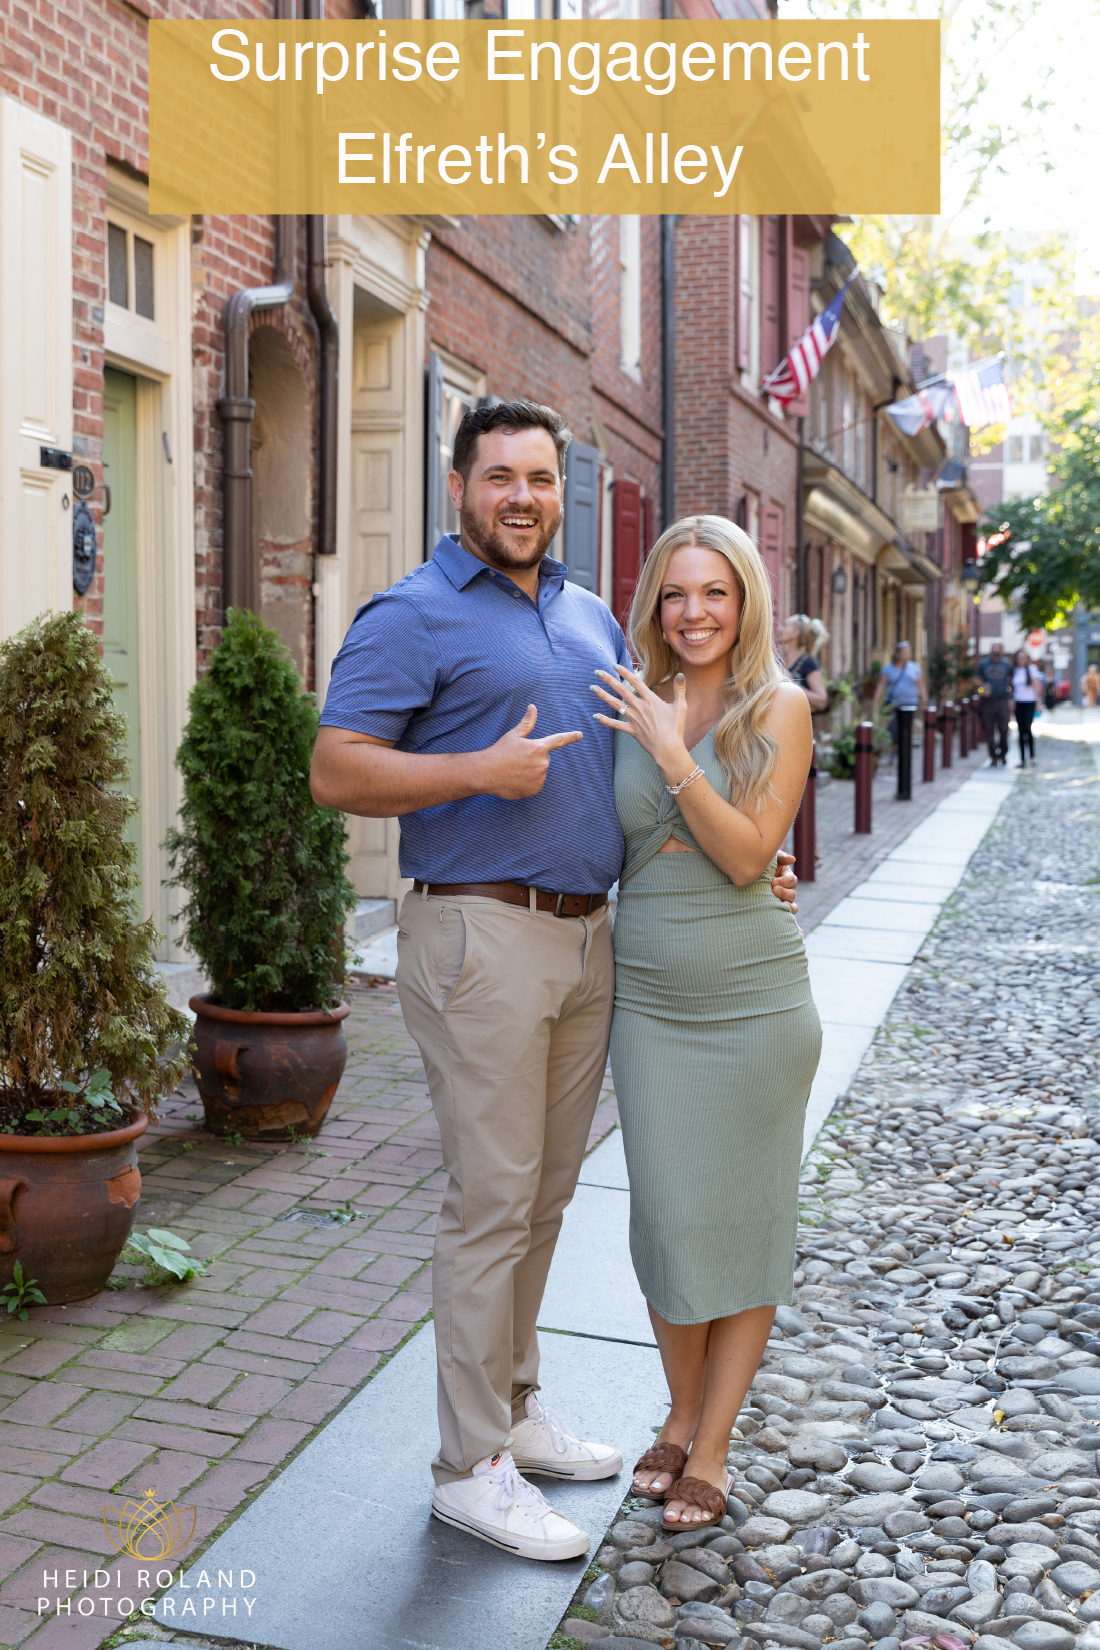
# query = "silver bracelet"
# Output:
<box><xmin>666</xmin><ymin>764</ymin><xmax>704</xmax><ymax>796</ymax></box>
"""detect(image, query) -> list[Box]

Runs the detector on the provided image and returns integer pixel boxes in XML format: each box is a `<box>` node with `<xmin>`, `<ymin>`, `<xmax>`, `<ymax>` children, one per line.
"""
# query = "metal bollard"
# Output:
<box><xmin>854</xmin><ymin>720</ymin><xmax>874</xmax><ymax>833</ymax></box>
<box><xmin>793</xmin><ymin>740</ymin><xmax>816</xmax><ymax>883</ymax></box>
<box><xmin>971</xmin><ymin>697</ymin><xmax>981</xmax><ymax>752</ymax></box>
<box><xmin>896</xmin><ymin>707</ymin><xmax>914</xmax><ymax>800</ymax></box>
<box><xmin>959</xmin><ymin>696</ymin><xmax>970</xmax><ymax>759</ymax></box>
<box><xmin>923</xmin><ymin>703</ymin><xmax>937</xmax><ymax>783</ymax></box>
<box><xmin>942</xmin><ymin>701</ymin><xmax>955</xmax><ymax>768</ymax></box>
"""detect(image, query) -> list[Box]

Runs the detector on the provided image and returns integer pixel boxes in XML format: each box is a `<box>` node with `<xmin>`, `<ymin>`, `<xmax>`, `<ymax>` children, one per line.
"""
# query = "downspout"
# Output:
<box><xmin>218</xmin><ymin>216</ymin><xmax>296</xmax><ymax>613</ymax></box>
<box><xmin>304</xmin><ymin>0</ymin><xmax>338</xmax><ymax>564</ymax></box>
<box><xmin>217</xmin><ymin>0</ymin><xmax>298</xmax><ymax>616</ymax></box>
<box><xmin>305</xmin><ymin>214</ymin><xmax>338</xmax><ymax>560</ymax></box>
<box><xmin>661</xmin><ymin>215</ymin><xmax>676</xmax><ymax>532</ymax></box>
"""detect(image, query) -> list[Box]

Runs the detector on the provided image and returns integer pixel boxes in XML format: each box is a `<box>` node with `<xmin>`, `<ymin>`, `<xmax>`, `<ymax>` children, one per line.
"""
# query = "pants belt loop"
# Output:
<box><xmin>421</xmin><ymin>881</ymin><xmax>430</xmax><ymax>900</ymax></box>
<box><xmin>528</xmin><ymin>885</ymin><xmax>537</xmax><ymax>916</ymax></box>
<box><xmin>554</xmin><ymin>893</ymin><xmax>565</xmax><ymax>918</ymax></box>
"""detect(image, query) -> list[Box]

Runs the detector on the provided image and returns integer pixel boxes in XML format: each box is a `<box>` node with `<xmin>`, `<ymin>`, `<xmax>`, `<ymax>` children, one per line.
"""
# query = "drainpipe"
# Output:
<box><xmin>218</xmin><ymin>215</ymin><xmax>296</xmax><ymax>613</ymax></box>
<box><xmin>661</xmin><ymin>215</ymin><xmax>676</xmax><ymax>532</ymax></box>
<box><xmin>305</xmin><ymin>215</ymin><xmax>338</xmax><ymax>560</ymax></box>
<box><xmin>304</xmin><ymin>0</ymin><xmax>338</xmax><ymax>563</ymax></box>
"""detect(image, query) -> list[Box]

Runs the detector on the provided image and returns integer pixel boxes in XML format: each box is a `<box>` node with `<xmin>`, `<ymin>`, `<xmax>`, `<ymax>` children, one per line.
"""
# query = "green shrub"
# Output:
<box><xmin>822</xmin><ymin>720</ymin><xmax>893</xmax><ymax>779</ymax></box>
<box><xmin>0</xmin><ymin>611</ymin><xmax>189</xmax><ymax>1134</ymax></box>
<box><xmin>166</xmin><ymin>609</ymin><xmax>357</xmax><ymax>1012</ymax></box>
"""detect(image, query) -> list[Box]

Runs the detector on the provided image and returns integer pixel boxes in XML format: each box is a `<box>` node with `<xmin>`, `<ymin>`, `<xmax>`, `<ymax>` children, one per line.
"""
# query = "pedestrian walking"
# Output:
<box><xmin>1043</xmin><ymin>663</ymin><xmax>1057</xmax><ymax>713</ymax></box>
<box><xmin>872</xmin><ymin>640</ymin><xmax>926</xmax><ymax>759</ymax></box>
<box><xmin>311</xmin><ymin>403</ymin><xmax>798</xmax><ymax>1561</ymax></box>
<box><xmin>1083</xmin><ymin>663</ymin><xmax>1100</xmax><ymax>709</ymax></box>
<box><xmin>1013</xmin><ymin>648</ymin><xmax>1044</xmax><ymax>766</ymax></box>
<box><xmin>592</xmin><ymin>516</ymin><xmax>821</xmax><ymax>1532</ymax></box>
<box><xmin>777</xmin><ymin>614</ymin><xmax>829</xmax><ymax>712</ymax></box>
<box><xmin>976</xmin><ymin>641</ymin><xmax>1013</xmax><ymax>765</ymax></box>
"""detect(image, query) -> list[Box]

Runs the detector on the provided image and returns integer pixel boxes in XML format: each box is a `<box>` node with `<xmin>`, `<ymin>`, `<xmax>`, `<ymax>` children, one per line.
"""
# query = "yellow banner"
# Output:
<box><xmin>149</xmin><ymin>20</ymin><xmax>939</xmax><ymax>216</ymax></box>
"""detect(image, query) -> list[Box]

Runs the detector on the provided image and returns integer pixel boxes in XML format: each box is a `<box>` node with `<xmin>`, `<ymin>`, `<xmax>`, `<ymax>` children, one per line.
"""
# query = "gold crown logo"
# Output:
<box><xmin>103</xmin><ymin>1488</ymin><xmax>198</xmax><ymax>1561</ymax></box>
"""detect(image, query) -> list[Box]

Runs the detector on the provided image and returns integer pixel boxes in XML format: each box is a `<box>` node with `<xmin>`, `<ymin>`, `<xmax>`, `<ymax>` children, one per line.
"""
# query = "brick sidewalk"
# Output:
<box><xmin>0</xmin><ymin>745</ymin><xmax>989</xmax><ymax>1646</ymax></box>
<box><xmin>0</xmin><ymin>982</ymin><xmax>617</xmax><ymax>1649</ymax></box>
<box><xmin>788</xmin><ymin>736</ymin><xmax>991</xmax><ymax>933</ymax></box>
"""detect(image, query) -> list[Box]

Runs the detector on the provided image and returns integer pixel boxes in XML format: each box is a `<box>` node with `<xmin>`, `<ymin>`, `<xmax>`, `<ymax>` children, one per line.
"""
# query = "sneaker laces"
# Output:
<box><xmin>487</xmin><ymin>1456</ymin><xmax>552</xmax><ymax>1516</ymax></box>
<box><xmin>529</xmin><ymin>1397</ymin><xmax>582</xmax><ymax>1457</ymax></box>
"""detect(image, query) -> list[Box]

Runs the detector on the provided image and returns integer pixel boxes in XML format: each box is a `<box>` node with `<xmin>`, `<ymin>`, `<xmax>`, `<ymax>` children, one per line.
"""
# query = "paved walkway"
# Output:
<box><xmin>0</xmin><ymin>743</ymin><xmax>1026</xmax><ymax>1650</ymax></box>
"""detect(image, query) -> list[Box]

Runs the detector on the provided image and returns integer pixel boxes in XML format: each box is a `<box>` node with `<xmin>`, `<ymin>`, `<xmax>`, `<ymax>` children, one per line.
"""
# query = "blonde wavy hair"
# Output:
<box><xmin>784</xmin><ymin>613</ymin><xmax>829</xmax><ymax>656</ymax></box>
<box><xmin>627</xmin><ymin>514</ymin><xmax>787</xmax><ymax>811</ymax></box>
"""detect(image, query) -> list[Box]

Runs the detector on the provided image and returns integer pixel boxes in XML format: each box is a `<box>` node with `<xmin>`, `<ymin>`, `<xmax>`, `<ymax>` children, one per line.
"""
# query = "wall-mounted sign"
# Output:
<box><xmin>72</xmin><ymin>464</ymin><xmax>95</xmax><ymax>499</ymax></box>
<box><xmin>901</xmin><ymin>485</ymin><xmax>940</xmax><ymax>533</ymax></box>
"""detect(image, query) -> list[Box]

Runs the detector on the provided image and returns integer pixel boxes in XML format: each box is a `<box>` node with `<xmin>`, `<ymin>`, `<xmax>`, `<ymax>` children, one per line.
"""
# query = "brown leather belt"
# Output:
<box><xmin>413</xmin><ymin>879</ymin><xmax>608</xmax><ymax>919</ymax></box>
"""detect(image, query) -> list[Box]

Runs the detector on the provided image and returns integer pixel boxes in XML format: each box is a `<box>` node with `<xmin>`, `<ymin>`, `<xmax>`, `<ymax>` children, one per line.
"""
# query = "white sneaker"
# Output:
<box><xmin>431</xmin><ymin>1450</ymin><xmax>591</xmax><ymax>1560</ymax></box>
<box><xmin>510</xmin><ymin>1393</ymin><xmax>624</xmax><ymax>1481</ymax></box>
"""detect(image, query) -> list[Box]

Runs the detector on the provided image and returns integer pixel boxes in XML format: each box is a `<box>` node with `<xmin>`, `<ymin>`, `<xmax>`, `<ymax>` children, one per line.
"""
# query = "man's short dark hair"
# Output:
<box><xmin>451</xmin><ymin>400</ymin><xmax>572</xmax><ymax>483</ymax></box>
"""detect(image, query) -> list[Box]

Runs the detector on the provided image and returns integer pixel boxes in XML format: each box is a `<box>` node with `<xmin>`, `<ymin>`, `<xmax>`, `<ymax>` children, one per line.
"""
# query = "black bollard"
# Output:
<box><xmin>896</xmin><ymin>707</ymin><xmax>914</xmax><ymax>800</ymax></box>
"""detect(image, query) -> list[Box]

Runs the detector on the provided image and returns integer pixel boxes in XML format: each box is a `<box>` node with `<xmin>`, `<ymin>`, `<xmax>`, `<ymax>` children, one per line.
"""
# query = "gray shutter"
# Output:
<box><xmin>564</xmin><ymin>440</ymin><xmax>600</xmax><ymax>593</ymax></box>
<box><xmin>425</xmin><ymin>351</ymin><xmax>444</xmax><ymax>560</ymax></box>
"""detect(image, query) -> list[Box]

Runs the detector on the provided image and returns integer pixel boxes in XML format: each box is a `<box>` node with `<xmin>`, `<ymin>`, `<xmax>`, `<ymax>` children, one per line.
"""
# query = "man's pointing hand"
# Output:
<box><xmin>479</xmin><ymin>704</ymin><xmax>583</xmax><ymax>799</ymax></box>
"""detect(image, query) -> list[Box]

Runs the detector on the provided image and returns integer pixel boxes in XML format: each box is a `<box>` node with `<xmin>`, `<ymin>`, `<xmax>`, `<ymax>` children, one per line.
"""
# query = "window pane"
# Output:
<box><xmin>1006</xmin><ymin>435</ymin><xmax>1024</xmax><ymax>463</ymax></box>
<box><xmin>1029</xmin><ymin>434</ymin><xmax>1043</xmax><ymax>462</ymax></box>
<box><xmin>108</xmin><ymin>222</ymin><xmax>128</xmax><ymax>308</ymax></box>
<box><xmin>134</xmin><ymin>236</ymin><xmax>155</xmax><ymax>319</ymax></box>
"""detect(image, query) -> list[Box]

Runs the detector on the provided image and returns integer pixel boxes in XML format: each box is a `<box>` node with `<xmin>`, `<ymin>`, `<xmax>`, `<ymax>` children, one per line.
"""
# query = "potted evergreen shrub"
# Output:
<box><xmin>167</xmin><ymin>610</ymin><xmax>357</xmax><ymax>1141</ymax></box>
<box><xmin>0</xmin><ymin>611</ymin><xmax>190</xmax><ymax>1304</ymax></box>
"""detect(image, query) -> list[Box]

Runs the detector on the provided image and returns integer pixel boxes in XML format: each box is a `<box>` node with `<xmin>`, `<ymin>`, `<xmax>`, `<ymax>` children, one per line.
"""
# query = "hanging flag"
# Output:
<box><xmin>761</xmin><ymin>276</ymin><xmax>854</xmax><ymax>407</ymax></box>
<box><xmin>884</xmin><ymin>382</ymin><xmax>957</xmax><ymax>437</ymax></box>
<box><xmin>953</xmin><ymin>357</ymin><xmax>1012</xmax><ymax>426</ymax></box>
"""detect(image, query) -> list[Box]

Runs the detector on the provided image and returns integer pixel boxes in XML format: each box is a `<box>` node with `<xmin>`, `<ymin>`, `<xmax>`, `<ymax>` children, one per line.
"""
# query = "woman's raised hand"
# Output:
<box><xmin>591</xmin><ymin>665</ymin><xmax>693</xmax><ymax>784</ymax></box>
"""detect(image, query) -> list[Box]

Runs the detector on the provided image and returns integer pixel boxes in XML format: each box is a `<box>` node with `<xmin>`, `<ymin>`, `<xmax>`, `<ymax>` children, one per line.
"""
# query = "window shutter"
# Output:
<box><xmin>0</xmin><ymin>96</ymin><xmax>73</xmax><ymax>638</ymax></box>
<box><xmin>760</xmin><ymin>504</ymin><xmax>783</xmax><ymax>612</ymax></box>
<box><xmin>424</xmin><ymin>350</ymin><xmax>444</xmax><ymax>560</ymax></box>
<box><xmin>642</xmin><ymin>492</ymin><xmax>654</xmax><ymax>561</ymax></box>
<box><xmin>760</xmin><ymin>217</ymin><xmax>782</xmax><ymax>381</ymax></box>
<box><xmin>564</xmin><ymin>439</ymin><xmax>600</xmax><ymax>594</ymax></box>
<box><xmin>612</xmin><ymin>478</ymin><xmax>641</xmax><ymax>626</ymax></box>
<box><xmin>737</xmin><ymin>216</ymin><xmax>753</xmax><ymax>373</ymax></box>
<box><xmin>785</xmin><ymin>236</ymin><xmax>811</xmax><ymax>417</ymax></box>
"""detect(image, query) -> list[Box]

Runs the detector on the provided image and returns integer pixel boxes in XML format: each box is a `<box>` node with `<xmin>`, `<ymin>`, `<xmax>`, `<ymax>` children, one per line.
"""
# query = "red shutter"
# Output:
<box><xmin>760</xmin><ymin>216</ymin><xmax>782</xmax><ymax>380</ymax></box>
<box><xmin>613</xmin><ymin>479</ymin><xmax>642</xmax><ymax>628</ymax></box>
<box><xmin>737</xmin><ymin>215</ymin><xmax>753</xmax><ymax>373</ymax></box>
<box><xmin>761</xmin><ymin>504</ymin><xmax>783</xmax><ymax>613</ymax></box>
<box><xmin>785</xmin><ymin>241</ymin><xmax>811</xmax><ymax>417</ymax></box>
<box><xmin>642</xmin><ymin>492</ymin><xmax>654</xmax><ymax>559</ymax></box>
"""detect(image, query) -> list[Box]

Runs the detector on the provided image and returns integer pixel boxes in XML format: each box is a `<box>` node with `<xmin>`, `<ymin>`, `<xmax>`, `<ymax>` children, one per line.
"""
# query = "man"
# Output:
<box><xmin>976</xmin><ymin>641</ymin><xmax>1013</xmax><ymax>766</ymax></box>
<box><xmin>312</xmin><ymin>400</ymin><xmax>796</xmax><ymax>1561</ymax></box>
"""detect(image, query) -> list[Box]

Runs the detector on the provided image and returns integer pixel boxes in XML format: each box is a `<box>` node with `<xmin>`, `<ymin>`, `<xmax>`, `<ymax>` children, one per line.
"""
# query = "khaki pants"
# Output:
<box><xmin>395</xmin><ymin>890</ymin><xmax>614</xmax><ymax>1485</ymax></box>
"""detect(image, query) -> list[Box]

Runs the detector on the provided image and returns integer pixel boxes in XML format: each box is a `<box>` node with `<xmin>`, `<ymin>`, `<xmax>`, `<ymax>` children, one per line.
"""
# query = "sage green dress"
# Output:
<box><xmin>610</xmin><ymin>731</ymin><xmax>821</xmax><ymax>1325</ymax></box>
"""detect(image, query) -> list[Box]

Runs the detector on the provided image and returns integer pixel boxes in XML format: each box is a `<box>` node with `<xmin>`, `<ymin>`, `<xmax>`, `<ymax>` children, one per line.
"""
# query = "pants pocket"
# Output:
<box><xmin>434</xmin><ymin>905</ymin><xmax>472</xmax><ymax>1010</ymax></box>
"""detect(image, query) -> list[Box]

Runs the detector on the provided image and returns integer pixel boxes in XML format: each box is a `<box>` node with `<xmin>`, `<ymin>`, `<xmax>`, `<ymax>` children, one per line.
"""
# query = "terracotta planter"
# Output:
<box><xmin>189</xmin><ymin>996</ymin><xmax>350</xmax><ymax>1141</ymax></box>
<box><xmin>0</xmin><ymin>1111</ymin><xmax>148</xmax><ymax>1305</ymax></box>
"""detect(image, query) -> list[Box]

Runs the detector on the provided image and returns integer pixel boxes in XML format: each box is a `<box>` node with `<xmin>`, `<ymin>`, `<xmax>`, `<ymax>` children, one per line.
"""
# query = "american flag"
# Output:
<box><xmin>761</xmin><ymin>277</ymin><xmax>853</xmax><ymax>407</ymax></box>
<box><xmin>952</xmin><ymin>358</ymin><xmax>1012</xmax><ymax>427</ymax></box>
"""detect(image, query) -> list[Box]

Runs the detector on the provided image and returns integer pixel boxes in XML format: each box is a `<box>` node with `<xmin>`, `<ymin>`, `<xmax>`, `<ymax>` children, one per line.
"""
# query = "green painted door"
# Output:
<box><xmin>101</xmin><ymin>369</ymin><xmax>142</xmax><ymax>889</ymax></box>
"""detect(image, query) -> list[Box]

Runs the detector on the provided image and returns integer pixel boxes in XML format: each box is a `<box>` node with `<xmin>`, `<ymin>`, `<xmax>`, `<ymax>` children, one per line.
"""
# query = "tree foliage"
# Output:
<box><xmin>0</xmin><ymin>611</ymin><xmax>189</xmax><ymax>1131</ymax></box>
<box><xmin>166</xmin><ymin>609</ymin><xmax>357</xmax><ymax>1014</ymax></box>
<box><xmin>982</xmin><ymin>384</ymin><xmax>1100</xmax><ymax>631</ymax></box>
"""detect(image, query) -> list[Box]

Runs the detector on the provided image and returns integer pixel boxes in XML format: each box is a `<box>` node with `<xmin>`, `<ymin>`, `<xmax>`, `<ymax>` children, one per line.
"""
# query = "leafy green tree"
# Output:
<box><xmin>983</xmin><ymin>388</ymin><xmax>1100</xmax><ymax>631</ymax></box>
<box><xmin>0</xmin><ymin>611</ymin><xmax>189</xmax><ymax>1132</ymax></box>
<box><xmin>166</xmin><ymin>609</ymin><xmax>357</xmax><ymax>1013</ymax></box>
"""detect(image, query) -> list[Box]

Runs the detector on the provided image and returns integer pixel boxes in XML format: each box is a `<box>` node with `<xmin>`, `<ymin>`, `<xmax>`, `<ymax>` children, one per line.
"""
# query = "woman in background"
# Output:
<box><xmin>1013</xmin><ymin>649</ymin><xmax>1044</xmax><ymax>767</ymax></box>
<box><xmin>777</xmin><ymin>614</ymin><xmax>829</xmax><ymax>712</ymax></box>
<box><xmin>591</xmin><ymin>516</ymin><xmax>821</xmax><ymax>1534</ymax></box>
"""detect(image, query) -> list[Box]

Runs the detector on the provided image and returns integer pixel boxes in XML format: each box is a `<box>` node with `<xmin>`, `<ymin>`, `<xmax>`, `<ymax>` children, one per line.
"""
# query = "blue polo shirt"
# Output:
<box><xmin>320</xmin><ymin>535</ymin><xmax>630</xmax><ymax>893</ymax></box>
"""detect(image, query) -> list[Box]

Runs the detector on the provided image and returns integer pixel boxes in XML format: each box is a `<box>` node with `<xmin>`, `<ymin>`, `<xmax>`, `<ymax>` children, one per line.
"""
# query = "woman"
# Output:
<box><xmin>777</xmin><ymin>615</ymin><xmax>829</xmax><ymax>712</ymax></box>
<box><xmin>873</xmin><ymin>640</ymin><xmax>927</xmax><ymax>761</ymax></box>
<box><xmin>590</xmin><ymin>516</ymin><xmax>821</xmax><ymax>1532</ymax></box>
<box><xmin>1082</xmin><ymin>664</ymin><xmax>1100</xmax><ymax>710</ymax></box>
<box><xmin>1013</xmin><ymin>648</ymin><xmax>1044</xmax><ymax>767</ymax></box>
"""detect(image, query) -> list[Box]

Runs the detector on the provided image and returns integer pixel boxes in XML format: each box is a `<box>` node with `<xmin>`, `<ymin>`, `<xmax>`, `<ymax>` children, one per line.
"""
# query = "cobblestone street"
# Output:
<box><xmin>561</xmin><ymin>733</ymin><xmax>1100</xmax><ymax>1650</ymax></box>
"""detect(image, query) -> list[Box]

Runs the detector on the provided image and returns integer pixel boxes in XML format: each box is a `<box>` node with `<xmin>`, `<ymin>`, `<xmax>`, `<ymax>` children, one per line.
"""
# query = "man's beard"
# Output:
<box><xmin>460</xmin><ymin>501</ymin><xmax>561</xmax><ymax>571</ymax></box>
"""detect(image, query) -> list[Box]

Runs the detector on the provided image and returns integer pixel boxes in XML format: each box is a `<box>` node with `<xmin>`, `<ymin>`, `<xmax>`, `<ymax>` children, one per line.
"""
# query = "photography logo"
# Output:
<box><xmin>103</xmin><ymin>1487</ymin><xmax>198</xmax><ymax>1562</ymax></box>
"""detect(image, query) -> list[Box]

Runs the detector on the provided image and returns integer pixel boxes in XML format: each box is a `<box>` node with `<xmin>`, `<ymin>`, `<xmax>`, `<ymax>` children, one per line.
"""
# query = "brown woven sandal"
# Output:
<box><xmin>661</xmin><ymin>1471</ymin><xmax>732</xmax><ymax>1531</ymax></box>
<box><xmin>631</xmin><ymin>1441</ymin><xmax>689</xmax><ymax>1500</ymax></box>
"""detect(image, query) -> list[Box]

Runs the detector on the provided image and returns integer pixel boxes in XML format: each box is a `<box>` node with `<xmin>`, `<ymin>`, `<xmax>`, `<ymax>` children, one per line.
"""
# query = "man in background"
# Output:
<box><xmin>977</xmin><ymin>641</ymin><xmax>1013</xmax><ymax>766</ymax></box>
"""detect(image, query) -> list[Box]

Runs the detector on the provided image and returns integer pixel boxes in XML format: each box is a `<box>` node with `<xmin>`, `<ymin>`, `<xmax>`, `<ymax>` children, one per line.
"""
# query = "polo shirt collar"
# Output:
<box><xmin>433</xmin><ymin>534</ymin><xmax>568</xmax><ymax>595</ymax></box>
